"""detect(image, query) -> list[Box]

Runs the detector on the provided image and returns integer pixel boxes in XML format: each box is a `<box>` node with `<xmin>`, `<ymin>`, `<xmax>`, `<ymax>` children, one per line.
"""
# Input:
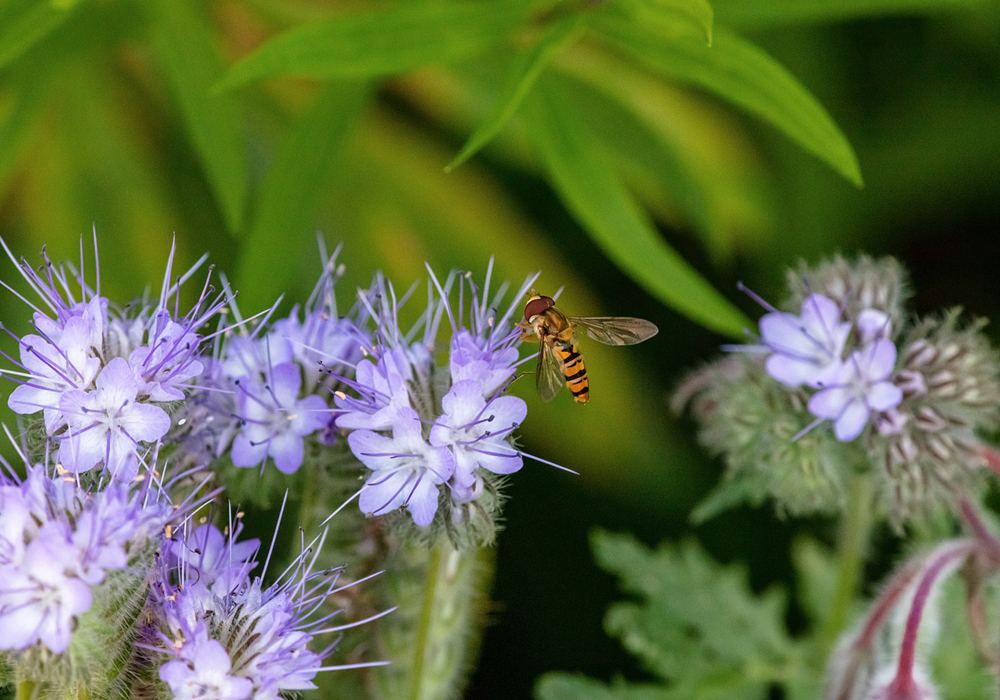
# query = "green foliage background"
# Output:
<box><xmin>0</xmin><ymin>0</ymin><xmax>997</xmax><ymax>697</ymax></box>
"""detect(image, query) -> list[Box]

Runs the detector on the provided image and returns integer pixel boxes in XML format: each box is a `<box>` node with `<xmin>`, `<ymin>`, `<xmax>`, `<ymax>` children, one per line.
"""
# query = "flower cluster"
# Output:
<box><xmin>151</xmin><ymin>517</ymin><xmax>388</xmax><ymax>700</ymax></box>
<box><xmin>678</xmin><ymin>255</ymin><xmax>1000</xmax><ymax>523</ymax></box>
<box><xmin>183</xmin><ymin>246</ymin><xmax>368</xmax><ymax>475</ymax></box>
<box><xmin>1</xmin><ymin>238</ymin><xmax>225</xmax><ymax>481</ymax></box>
<box><xmin>0</xmin><ymin>463</ymin><xmax>171</xmax><ymax>654</ymax></box>
<box><xmin>0</xmin><ymin>239</ymin><xmax>395</xmax><ymax>699</ymax></box>
<box><xmin>335</xmin><ymin>264</ymin><xmax>535</xmax><ymax>535</ymax></box>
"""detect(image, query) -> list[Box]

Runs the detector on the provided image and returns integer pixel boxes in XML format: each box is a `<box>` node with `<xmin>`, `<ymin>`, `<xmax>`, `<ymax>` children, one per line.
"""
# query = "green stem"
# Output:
<box><xmin>373</xmin><ymin>536</ymin><xmax>495</xmax><ymax>700</ymax></box>
<box><xmin>818</xmin><ymin>473</ymin><xmax>873</xmax><ymax>653</ymax></box>
<box><xmin>15</xmin><ymin>681</ymin><xmax>34</xmax><ymax>700</ymax></box>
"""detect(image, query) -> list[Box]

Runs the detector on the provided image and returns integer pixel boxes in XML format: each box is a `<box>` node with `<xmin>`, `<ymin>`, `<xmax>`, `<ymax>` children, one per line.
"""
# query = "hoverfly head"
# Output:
<box><xmin>524</xmin><ymin>294</ymin><xmax>555</xmax><ymax>322</ymax></box>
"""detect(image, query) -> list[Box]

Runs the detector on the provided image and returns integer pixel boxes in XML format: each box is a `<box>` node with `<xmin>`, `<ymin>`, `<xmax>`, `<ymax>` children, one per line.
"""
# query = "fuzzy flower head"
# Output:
<box><xmin>186</xmin><ymin>244</ymin><xmax>368</xmax><ymax>475</ymax></box>
<box><xmin>0</xmin><ymin>461</ymin><xmax>176</xmax><ymax>655</ymax></box>
<box><xmin>1</xmin><ymin>236</ymin><xmax>227</xmax><ymax>480</ymax></box>
<box><xmin>334</xmin><ymin>261</ymin><xmax>538</xmax><ymax>539</ymax></box>
<box><xmin>680</xmin><ymin>255</ymin><xmax>1000</xmax><ymax>526</ymax></box>
<box><xmin>153</xmin><ymin>517</ymin><xmax>389</xmax><ymax>699</ymax></box>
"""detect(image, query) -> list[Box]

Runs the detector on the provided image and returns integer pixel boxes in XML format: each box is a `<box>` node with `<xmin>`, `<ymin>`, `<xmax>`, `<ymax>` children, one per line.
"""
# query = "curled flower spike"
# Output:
<box><xmin>334</xmin><ymin>261</ymin><xmax>545</xmax><ymax>532</ymax></box>
<box><xmin>153</xmin><ymin>506</ymin><xmax>390</xmax><ymax>699</ymax></box>
<box><xmin>0</xmin><ymin>235</ymin><xmax>228</xmax><ymax>479</ymax></box>
<box><xmin>187</xmin><ymin>243</ymin><xmax>367</xmax><ymax>474</ymax></box>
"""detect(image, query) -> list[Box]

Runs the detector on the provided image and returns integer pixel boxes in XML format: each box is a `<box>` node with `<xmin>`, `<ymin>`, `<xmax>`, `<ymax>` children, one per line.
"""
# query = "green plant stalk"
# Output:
<box><xmin>818</xmin><ymin>472</ymin><xmax>873</xmax><ymax>653</ymax></box>
<box><xmin>15</xmin><ymin>681</ymin><xmax>33</xmax><ymax>700</ymax></box>
<box><xmin>371</xmin><ymin>536</ymin><xmax>495</xmax><ymax>700</ymax></box>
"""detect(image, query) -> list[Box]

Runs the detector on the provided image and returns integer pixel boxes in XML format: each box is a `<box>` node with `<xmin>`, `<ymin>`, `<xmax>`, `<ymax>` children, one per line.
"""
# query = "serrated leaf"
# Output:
<box><xmin>710</xmin><ymin>0</ymin><xmax>983</xmax><ymax>28</ymax></box>
<box><xmin>0</xmin><ymin>0</ymin><xmax>77</xmax><ymax>72</ymax></box>
<box><xmin>218</xmin><ymin>0</ymin><xmax>544</xmax><ymax>90</ymax></box>
<box><xmin>522</xmin><ymin>79</ymin><xmax>750</xmax><ymax>339</ymax></box>
<box><xmin>537</xmin><ymin>675</ymin><xmax>674</xmax><ymax>700</ymax></box>
<box><xmin>446</xmin><ymin>14</ymin><xmax>583</xmax><ymax>172</ymax></box>
<box><xmin>536</xmin><ymin>531</ymin><xmax>800</xmax><ymax>699</ymax></box>
<box><xmin>234</xmin><ymin>83</ymin><xmax>371</xmax><ymax>311</ymax></box>
<box><xmin>591</xmin><ymin>14</ymin><xmax>863</xmax><ymax>187</ymax></box>
<box><xmin>148</xmin><ymin>0</ymin><xmax>248</xmax><ymax>232</ymax></box>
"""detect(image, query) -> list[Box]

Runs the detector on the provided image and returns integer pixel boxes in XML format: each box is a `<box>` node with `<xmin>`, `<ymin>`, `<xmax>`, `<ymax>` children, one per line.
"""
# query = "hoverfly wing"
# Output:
<box><xmin>569</xmin><ymin>316</ymin><xmax>658</xmax><ymax>346</ymax></box>
<box><xmin>535</xmin><ymin>341</ymin><xmax>565</xmax><ymax>402</ymax></box>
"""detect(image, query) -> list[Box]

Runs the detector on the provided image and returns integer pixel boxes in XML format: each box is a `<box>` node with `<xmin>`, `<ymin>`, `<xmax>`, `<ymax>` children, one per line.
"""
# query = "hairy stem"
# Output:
<box><xmin>819</xmin><ymin>473</ymin><xmax>873</xmax><ymax>653</ymax></box>
<box><xmin>372</xmin><ymin>536</ymin><xmax>495</xmax><ymax>700</ymax></box>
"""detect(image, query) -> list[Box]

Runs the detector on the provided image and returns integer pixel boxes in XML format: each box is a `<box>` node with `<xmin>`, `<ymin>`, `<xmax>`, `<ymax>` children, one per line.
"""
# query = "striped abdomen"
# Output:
<box><xmin>556</xmin><ymin>340</ymin><xmax>589</xmax><ymax>403</ymax></box>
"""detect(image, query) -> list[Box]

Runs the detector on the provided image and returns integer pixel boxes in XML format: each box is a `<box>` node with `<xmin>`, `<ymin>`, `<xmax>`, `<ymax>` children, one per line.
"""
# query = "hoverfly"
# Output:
<box><xmin>517</xmin><ymin>291</ymin><xmax>658</xmax><ymax>403</ymax></box>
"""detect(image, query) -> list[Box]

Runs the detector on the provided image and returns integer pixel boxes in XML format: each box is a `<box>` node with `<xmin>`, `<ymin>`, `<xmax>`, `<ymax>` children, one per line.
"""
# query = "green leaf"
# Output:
<box><xmin>446</xmin><ymin>14</ymin><xmax>583</xmax><ymax>172</ymax></box>
<box><xmin>0</xmin><ymin>0</ymin><xmax>77</xmax><ymax>73</ymax></box>
<box><xmin>615</xmin><ymin>0</ymin><xmax>715</xmax><ymax>45</ymax></box>
<box><xmin>148</xmin><ymin>0</ymin><xmax>248</xmax><ymax>232</ymax></box>
<box><xmin>537</xmin><ymin>675</ymin><xmax>674</xmax><ymax>700</ymax></box>
<box><xmin>235</xmin><ymin>83</ymin><xmax>371</xmax><ymax>311</ymax></box>
<box><xmin>591</xmin><ymin>14</ymin><xmax>863</xmax><ymax>187</ymax></box>
<box><xmin>790</xmin><ymin>537</ymin><xmax>840</xmax><ymax>628</ymax></box>
<box><xmin>545</xmin><ymin>70</ymin><xmax>721</xmax><ymax>259</ymax></box>
<box><xmin>522</xmin><ymin>79</ymin><xmax>750</xmax><ymax>339</ymax></box>
<box><xmin>710</xmin><ymin>0</ymin><xmax>984</xmax><ymax>28</ymax></box>
<box><xmin>218</xmin><ymin>0</ymin><xmax>544</xmax><ymax>90</ymax></box>
<box><xmin>535</xmin><ymin>531</ymin><xmax>801</xmax><ymax>700</ymax></box>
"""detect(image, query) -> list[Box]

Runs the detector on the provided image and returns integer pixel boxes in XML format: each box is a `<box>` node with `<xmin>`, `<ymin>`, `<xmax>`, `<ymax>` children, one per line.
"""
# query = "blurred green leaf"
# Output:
<box><xmin>615</xmin><ymin>0</ymin><xmax>715</xmax><ymax>45</ymax></box>
<box><xmin>0</xmin><ymin>0</ymin><xmax>76</xmax><ymax>72</ymax></box>
<box><xmin>523</xmin><ymin>79</ymin><xmax>750</xmax><ymax>339</ymax></box>
<box><xmin>537</xmin><ymin>531</ymin><xmax>802</xmax><ymax>700</ymax></box>
<box><xmin>446</xmin><ymin>14</ymin><xmax>583</xmax><ymax>172</ymax></box>
<box><xmin>148</xmin><ymin>0</ymin><xmax>248</xmax><ymax>233</ymax></box>
<box><xmin>790</xmin><ymin>537</ymin><xmax>840</xmax><ymax>629</ymax></box>
<box><xmin>218</xmin><ymin>0</ymin><xmax>546</xmax><ymax>90</ymax></box>
<box><xmin>591</xmin><ymin>14</ymin><xmax>863</xmax><ymax>187</ymax></box>
<box><xmin>235</xmin><ymin>83</ymin><xmax>371</xmax><ymax>311</ymax></box>
<box><xmin>537</xmin><ymin>676</ymin><xmax>673</xmax><ymax>700</ymax></box>
<box><xmin>546</xmin><ymin>70</ymin><xmax>722</xmax><ymax>258</ymax></box>
<box><xmin>711</xmin><ymin>0</ymin><xmax>984</xmax><ymax>28</ymax></box>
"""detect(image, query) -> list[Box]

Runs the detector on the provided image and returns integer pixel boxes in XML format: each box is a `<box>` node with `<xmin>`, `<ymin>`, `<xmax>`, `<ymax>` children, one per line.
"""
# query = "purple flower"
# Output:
<box><xmin>169</xmin><ymin>523</ymin><xmax>259</xmax><ymax>598</ymax></box>
<box><xmin>760</xmin><ymin>293</ymin><xmax>850</xmax><ymax>388</ymax></box>
<box><xmin>1</xmin><ymin>238</ymin><xmax>226</xmax><ymax>481</ymax></box>
<box><xmin>335</xmin><ymin>347</ymin><xmax>415</xmax><ymax>431</ymax></box>
<box><xmin>449</xmin><ymin>329</ymin><xmax>520</xmax><ymax>397</ymax></box>
<box><xmin>808</xmin><ymin>339</ymin><xmax>904</xmax><ymax>441</ymax></box>
<box><xmin>58</xmin><ymin>357</ymin><xmax>172</xmax><ymax>480</ymax></box>
<box><xmin>230</xmin><ymin>362</ymin><xmax>330</xmax><ymax>473</ymax></box>
<box><xmin>350</xmin><ymin>408</ymin><xmax>456</xmax><ymax>526</ymax></box>
<box><xmin>155</xmin><ymin>520</ymin><xmax>385</xmax><ymax>698</ymax></box>
<box><xmin>430</xmin><ymin>380</ymin><xmax>525</xmax><ymax>496</ymax></box>
<box><xmin>0</xmin><ymin>522</ymin><xmax>92</xmax><ymax>653</ymax></box>
<box><xmin>159</xmin><ymin>624</ymin><xmax>253</xmax><ymax>700</ymax></box>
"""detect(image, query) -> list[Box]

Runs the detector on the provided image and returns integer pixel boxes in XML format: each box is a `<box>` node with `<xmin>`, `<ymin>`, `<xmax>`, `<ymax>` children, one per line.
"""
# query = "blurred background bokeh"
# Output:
<box><xmin>0</xmin><ymin>0</ymin><xmax>997</xmax><ymax>696</ymax></box>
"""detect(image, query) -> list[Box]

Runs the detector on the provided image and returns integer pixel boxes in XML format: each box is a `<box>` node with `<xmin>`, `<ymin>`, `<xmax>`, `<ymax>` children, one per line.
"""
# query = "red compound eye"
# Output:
<box><xmin>524</xmin><ymin>296</ymin><xmax>554</xmax><ymax>321</ymax></box>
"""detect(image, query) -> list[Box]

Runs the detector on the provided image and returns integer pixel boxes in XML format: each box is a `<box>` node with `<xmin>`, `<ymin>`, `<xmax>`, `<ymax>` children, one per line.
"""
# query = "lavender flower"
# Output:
<box><xmin>0</xmin><ymin>463</ymin><xmax>175</xmax><ymax>654</ymax></box>
<box><xmin>349</xmin><ymin>408</ymin><xmax>456</xmax><ymax>525</ymax></box>
<box><xmin>154</xmin><ymin>519</ymin><xmax>388</xmax><ymax>699</ymax></box>
<box><xmin>189</xmin><ymin>244</ymin><xmax>366</xmax><ymax>474</ymax></box>
<box><xmin>334</xmin><ymin>262</ymin><xmax>537</xmax><ymax>531</ymax></box>
<box><xmin>759</xmin><ymin>293</ymin><xmax>851</xmax><ymax>388</ymax></box>
<box><xmin>1</xmin><ymin>237</ymin><xmax>226</xmax><ymax>480</ymax></box>
<box><xmin>808</xmin><ymin>340</ymin><xmax>904</xmax><ymax>441</ymax></box>
<box><xmin>230</xmin><ymin>362</ymin><xmax>330</xmax><ymax>473</ymax></box>
<box><xmin>159</xmin><ymin>623</ymin><xmax>253</xmax><ymax>700</ymax></box>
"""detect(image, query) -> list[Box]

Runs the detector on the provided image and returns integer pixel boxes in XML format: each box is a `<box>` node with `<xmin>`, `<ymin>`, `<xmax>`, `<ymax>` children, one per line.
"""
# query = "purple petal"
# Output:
<box><xmin>808</xmin><ymin>387</ymin><xmax>850</xmax><ymax>420</ymax></box>
<box><xmin>407</xmin><ymin>477</ymin><xmax>440</xmax><ymax>526</ymax></box>
<box><xmin>867</xmin><ymin>381</ymin><xmax>903</xmax><ymax>412</ymax></box>
<box><xmin>347</xmin><ymin>431</ymin><xmax>401</xmax><ymax>472</ymax></box>
<box><xmin>231</xmin><ymin>432</ymin><xmax>268</xmax><ymax>468</ymax></box>
<box><xmin>834</xmin><ymin>401</ymin><xmax>870</xmax><ymax>441</ymax></box>
<box><xmin>359</xmin><ymin>471</ymin><xmax>412</xmax><ymax>515</ymax></box>
<box><xmin>270</xmin><ymin>432</ymin><xmax>304</xmax><ymax>474</ymax></box>
<box><xmin>860</xmin><ymin>339</ymin><xmax>898</xmax><ymax>381</ymax></box>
